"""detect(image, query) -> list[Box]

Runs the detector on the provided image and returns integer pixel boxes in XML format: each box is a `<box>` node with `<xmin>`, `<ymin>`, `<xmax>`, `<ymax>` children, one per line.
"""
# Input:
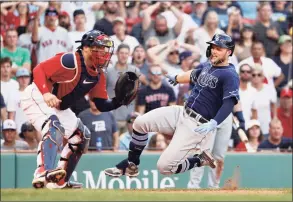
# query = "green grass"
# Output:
<box><xmin>1</xmin><ymin>188</ymin><xmax>292</xmax><ymax>201</ymax></box>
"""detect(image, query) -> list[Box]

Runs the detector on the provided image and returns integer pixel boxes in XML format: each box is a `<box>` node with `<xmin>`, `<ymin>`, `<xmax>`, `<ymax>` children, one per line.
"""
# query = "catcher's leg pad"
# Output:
<box><xmin>37</xmin><ymin>115</ymin><xmax>64</xmax><ymax>171</ymax></box>
<box><xmin>58</xmin><ymin>119</ymin><xmax>91</xmax><ymax>182</ymax></box>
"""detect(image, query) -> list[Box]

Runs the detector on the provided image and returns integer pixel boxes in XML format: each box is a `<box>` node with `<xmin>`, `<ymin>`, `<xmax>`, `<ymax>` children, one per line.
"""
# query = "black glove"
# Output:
<box><xmin>115</xmin><ymin>71</ymin><xmax>140</xmax><ymax>105</ymax></box>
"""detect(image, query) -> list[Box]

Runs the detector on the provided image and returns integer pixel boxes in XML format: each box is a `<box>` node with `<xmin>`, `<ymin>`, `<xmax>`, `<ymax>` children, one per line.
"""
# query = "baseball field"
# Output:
<box><xmin>1</xmin><ymin>188</ymin><xmax>292</xmax><ymax>201</ymax></box>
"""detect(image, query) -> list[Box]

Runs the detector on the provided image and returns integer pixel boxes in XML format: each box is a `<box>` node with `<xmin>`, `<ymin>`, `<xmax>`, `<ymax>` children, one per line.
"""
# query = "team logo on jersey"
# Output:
<box><xmin>197</xmin><ymin>67</ymin><xmax>218</xmax><ymax>88</ymax></box>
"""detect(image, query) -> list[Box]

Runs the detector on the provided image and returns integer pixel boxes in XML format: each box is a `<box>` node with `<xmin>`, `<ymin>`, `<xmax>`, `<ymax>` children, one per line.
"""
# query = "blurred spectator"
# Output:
<box><xmin>273</xmin><ymin>35</ymin><xmax>293</xmax><ymax>93</ymax></box>
<box><xmin>147</xmin><ymin>40</ymin><xmax>181</xmax><ymax>97</ymax></box>
<box><xmin>161</xmin><ymin>2</ymin><xmax>197</xmax><ymax>44</ymax></box>
<box><xmin>238</xmin><ymin>2</ymin><xmax>258</xmax><ymax>24</ymax></box>
<box><xmin>32</xmin><ymin>7</ymin><xmax>73</xmax><ymax>64</ymax></box>
<box><xmin>68</xmin><ymin>9</ymin><xmax>87</xmax><ymax>51</ymax></box>
<box><xmin>61</xmin><ymin>2</ymin><xmax>102</xmax><ymax>31</ymax></box>
<box><xmin>1</xmin><ymin>28</ymin><xmax>31</xmax><ymax>75</ymax></box>
<box><xmin>277</xmin><ymin>88</ymin><xmax>292</xmax><ymax>139</ymax></box>
<box><xmin>258</xmin><ymin>119</ymin><xmax>292</xmax><ymax>152</ymax></box>
<box><xmin>254</xmin><ymin>2</ymin><xmax>284</xmax><ymax>58</ymax></box>
<box><xmin>106</xmin><ymin>44</ymin><xmax>140</xmax><ymax>134</ymax></box>
<box><xmin>78</xmin><ymin>100</ymin><xmax>119</xmax><ymax>151</ymax></box>
<box><xmin>0</xmin><ymin>93</ymin><xmax>7</xmax><ymax>122</ymax></box>
<box><xmin>234</xmin><ymin>25</ymin><xmax>255</xmax><ymax>62</ymax></box>
<box><xmin>147</xmin><ymin>133</ymin><xmax>167</xmax><ymax>151</ymax></box>
<box><xmin>0</xmin><ymin>57</ymin><xmax>19</xmax><ymax>120</ymax></box>
<box><xmin>19</xmin><ymin>122</ymin><xmax>40</xmax><ymax>150</ymax></box>
<box><xmin>145</xmin><ymin>36</ymin><xmax>160</xmax><ymax>50</ymax></box>
<box><xmin>136</xmin><ymin>65</ymin><xmax>176</xmax><ymax>114</ymax></box>
<box><xmin>238</xmin><ymin>41</ymin><xmax>284</xmax><ymax>92</ymax></box>
<box><xmin>235</xmin><ymin>119</ymin><xmax>263</xmax><ymax>152</ymax></box>
<box><xmin>238</xmin><ymin>63</ymin><xmax>257</xmax><ymax>124</ymax></box>
<box><xmin>271</xmin><ymin>1</ymin><xmax>290</xmax><ymax>34</ymax></box>
<box><xmin>15</xmin><ymin>68</ymin><xmax>30</xmax><ymax>133</ymax></box>
<box><xmin>93</xmin><ymin>1</ymin><xmax>119</xmax><ymax>36</ymax></box>
<box><xmin>251</xmin><ymin>65</ymin><xmax>277</xmax><ymax>137</ymax></box>
<box><xmin>224</xmin><ymin>6</ymin><xmax>243</xmax><ymax>43</ymax></box>
<box><xmin>190</xmin><ymin>1</ymin><xmax>208</xmax><ymax>26</ymax></box>
<box><xmin>1</xmin><ymin>2</ymin><xmax>36</xmax><ymax>36</ymax></box>
<box><xmin>58</xmin><ymin>11</ymin><xmax>71</xmax><ymax>31</ymax></box>
<box><xmin>142</xmin><ymin>2</ymin><xmax>183</xmax><ymax>45</ymax></box>
<box><xmin>110</xmin><ymin>17</ymin><xmax>139</xmax><ymax>54</ymax></box>
<box><xmin>189</xmin><ymin>10</ymin><xmax>224</xmax><ymax>59</ymax></box>
<box><xmin>131</xmin><ymin>45</ymin><xmax>149</xmax><ymax>86</ymax></box>
<box><xmin>1</xmin><ymin>119</ymin><xmax>29</xmax><ymax>151</ymax></box>
<box><xmin>17</xmin><ymin>17</ymin><xmax>37</xmax><ymax>69</ymax></box>
<box><xmin>206</xmin><ymin>1</ymin><xmax>230</xmax><ymax>29</ymax></box>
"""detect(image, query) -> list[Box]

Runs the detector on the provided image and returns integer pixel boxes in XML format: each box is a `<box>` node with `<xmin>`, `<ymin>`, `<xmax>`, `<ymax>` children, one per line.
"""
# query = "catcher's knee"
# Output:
<box><xmin>67</xmin><ymin>119</ymin><xmax>91</xmax><ymax>153</ymax></box>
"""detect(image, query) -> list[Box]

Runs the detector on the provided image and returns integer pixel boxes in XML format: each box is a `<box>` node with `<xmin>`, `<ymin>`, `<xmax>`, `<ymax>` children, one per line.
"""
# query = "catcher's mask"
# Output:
<box><xmin>76</xmin><ymin>30</ymin><xmax>114</xmax><ymax>69</ymax></box>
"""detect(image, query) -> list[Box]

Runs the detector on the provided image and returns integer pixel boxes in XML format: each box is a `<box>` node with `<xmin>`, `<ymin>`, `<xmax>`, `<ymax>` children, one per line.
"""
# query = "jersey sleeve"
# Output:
<box><xmin>222</xmin><ymin>70</ymin><xmax>240</xmax><ymax>103</ymax></box>
<box><xmin>33</xmin><ymin>53</ymin><xmax>65</xmax><ymax>94</ymax></box>
<box><xmin>190</xmin><ymin>63</ymin><xmax>204</xmax><ymax>83</ymax></box>
<box><xmin>89</xmin><ymin>72</ymin><xmax>108</xmax><ymax>99</ymax></box>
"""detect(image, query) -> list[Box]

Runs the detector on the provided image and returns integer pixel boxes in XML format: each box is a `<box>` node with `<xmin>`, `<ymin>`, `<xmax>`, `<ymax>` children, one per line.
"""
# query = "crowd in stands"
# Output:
<box><xmin>0</xmin><ymin>1</ymin><xmax>292</xmax><ymax>152</ymax></box>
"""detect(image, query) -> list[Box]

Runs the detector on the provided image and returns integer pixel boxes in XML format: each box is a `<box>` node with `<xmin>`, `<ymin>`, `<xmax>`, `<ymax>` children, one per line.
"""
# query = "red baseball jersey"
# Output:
<box><xmin>33</xmin><ymin>50</ymin><xmax>108</xmax><ymax>110</ymax></box>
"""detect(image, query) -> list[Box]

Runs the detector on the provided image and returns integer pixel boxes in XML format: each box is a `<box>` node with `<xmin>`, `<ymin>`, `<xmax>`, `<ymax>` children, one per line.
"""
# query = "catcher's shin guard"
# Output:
<box><xmin>36</xmin><ymin>115</ymin><xmax>64</xmax><ymax>171</ymax></box>
<box><xmin>57</xmin><ymin>119</ymin><xmax>90</xmax><ymax>183</ymax></box>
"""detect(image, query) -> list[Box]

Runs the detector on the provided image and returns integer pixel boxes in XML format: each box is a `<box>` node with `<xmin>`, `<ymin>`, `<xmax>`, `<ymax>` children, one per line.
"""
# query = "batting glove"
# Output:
<box><xmin>166</xmin><ymin>72</ymin><xmax>178</xmax><ymax>86</ymax></box>
<box><xmin>194</xmin><ymin>119</ymin><xmax>217</xmax><ymax>135</ymax></box>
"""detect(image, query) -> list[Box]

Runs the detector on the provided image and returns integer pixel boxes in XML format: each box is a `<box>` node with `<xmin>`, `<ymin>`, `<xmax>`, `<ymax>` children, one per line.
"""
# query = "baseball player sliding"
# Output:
<box><xmin>104</xmin><ymin>33</ymin><xmax>240</xmax><ymax>177</ymax></box>
<box><xmin>20</xmin><ymin>30</ymin><xmax>138</xmax><ymax>189</ymax></box>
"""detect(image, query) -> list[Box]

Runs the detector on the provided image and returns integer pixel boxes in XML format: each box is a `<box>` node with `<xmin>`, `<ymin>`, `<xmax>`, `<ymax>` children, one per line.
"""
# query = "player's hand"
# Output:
<box><xmin>194</xmin><ymin>119</ymin><xmax>217</xmax><ymax>135</ymax></box>
<box><xmin>43</xmin><ymin>93</ymin><xmax>62</xmax><ymax>108</ymax></box>
<box><xmin>166</xmin><ymin>72</ymin><xmax>178</xmax><ymax>86</ymax></box>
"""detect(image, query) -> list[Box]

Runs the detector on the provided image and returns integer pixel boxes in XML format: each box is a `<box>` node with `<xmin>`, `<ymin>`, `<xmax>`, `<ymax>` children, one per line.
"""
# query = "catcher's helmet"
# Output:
<box><xmin>206</xmin><ymin>33</ymin><xmax>235</xmax><ymax>58</ymax></box>
<box><xmin>75</xmin><ymin>29</ymin><xmax>114</xmax><ymax>68</ymax></box>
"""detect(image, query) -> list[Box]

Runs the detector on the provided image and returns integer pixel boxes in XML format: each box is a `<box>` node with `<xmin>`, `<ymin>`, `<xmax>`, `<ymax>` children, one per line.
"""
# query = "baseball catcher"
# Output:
<box><xmin>20</xmin><ymin>29</ymin><xmax>138</xmax><ymax>189</ymax></box>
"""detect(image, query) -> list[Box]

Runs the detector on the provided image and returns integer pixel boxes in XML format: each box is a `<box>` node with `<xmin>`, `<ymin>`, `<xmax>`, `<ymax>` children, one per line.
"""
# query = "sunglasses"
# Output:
<box><xmin>240</xmin><ymin>70</ymin><xmax>251</xmax><ymax>74</ymax></box>
<box><xmin>252</xmin><ymin>73</ymin><xmax>262</xmax><ymax>77</ymax></box>
<box><xmin>169</xmin><ymin>51</ymin><xmax>179</xmax><ymax>55</ymax></box>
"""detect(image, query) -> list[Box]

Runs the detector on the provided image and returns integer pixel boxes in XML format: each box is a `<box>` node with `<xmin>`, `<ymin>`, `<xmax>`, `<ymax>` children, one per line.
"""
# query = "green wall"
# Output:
<box><xmin>1</xmin><ymin>153</ymin><xmax>292</xmax><ymax>189</ymax></box>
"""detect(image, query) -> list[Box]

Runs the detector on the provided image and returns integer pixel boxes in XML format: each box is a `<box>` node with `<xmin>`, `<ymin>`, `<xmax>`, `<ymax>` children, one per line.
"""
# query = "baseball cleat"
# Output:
<box><xmin>198</xmin><ymin>150</ymin><xmax>217</xmax><ymax>169</ymax></box>
<box><xmin>104</xmin><ymin>162</ymin><xmax>139</xmax><ymax>177</ymax></box>
<box><xmin>32</xmin><ymin>168</ymin><xmax>66</xmax><ymax>189</ymax></box>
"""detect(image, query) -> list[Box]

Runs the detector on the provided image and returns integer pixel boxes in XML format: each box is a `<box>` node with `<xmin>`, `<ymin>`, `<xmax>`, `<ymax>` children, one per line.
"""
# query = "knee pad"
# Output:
<box><xmin>40</xmin><ymin>115</ymin><xmax>65</xmax><ymax>170</ymax></box>
<box><xmin>67</xmin><ymin>119</ymin><xmax>91</xmax><ymax>153</ymax></box>
<box><xmin>42</xmin><ymin>115</ymin><xmax>64</xmax><ymax>146</ymax></box>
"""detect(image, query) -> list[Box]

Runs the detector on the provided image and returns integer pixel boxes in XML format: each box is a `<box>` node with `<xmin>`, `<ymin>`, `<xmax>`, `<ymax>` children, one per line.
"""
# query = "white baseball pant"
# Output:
<box><xmin>133</xmin><ymin>105</ymin><xmax>216</xmax><ymax>175</ymax></box>
<box><xmin>187</xmin><ymin>113</ymin><xmax>232</xmax><ymax>188</ymax></box>
<box><xmin>20</xmin><ymin>82</ymin><xmax>78</xmax><ymax>138</ymax></box>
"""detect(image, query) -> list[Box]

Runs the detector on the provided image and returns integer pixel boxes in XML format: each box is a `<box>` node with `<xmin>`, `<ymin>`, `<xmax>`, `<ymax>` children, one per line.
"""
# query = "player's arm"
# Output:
<box><xmin>213</xmin><ymin>72</ymin><xmax>240</xmax><ymax>125</ymax></box>
<box><xmin>233</xmin><ymin>101</ymin><xmax>245</xmax><ymax>130</ymax></box>
<box><xmin>90</xmin><ymin>73</ymin><xmax>122</xmax><ymax>112</ymax></box>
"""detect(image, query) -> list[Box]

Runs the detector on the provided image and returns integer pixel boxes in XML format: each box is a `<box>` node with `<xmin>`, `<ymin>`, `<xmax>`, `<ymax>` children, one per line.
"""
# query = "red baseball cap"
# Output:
<box><xmin>280</xmin><ymin>88</ymin><xmax>293</xmax><ymax>98</ymax></box>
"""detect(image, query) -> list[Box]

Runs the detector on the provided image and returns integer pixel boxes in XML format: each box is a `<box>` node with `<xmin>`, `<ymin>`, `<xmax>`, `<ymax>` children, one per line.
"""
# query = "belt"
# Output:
<box><xmin>184</xmin><ymin>106</ymin><xmax>208</xmax><ymax>124</ymax></box>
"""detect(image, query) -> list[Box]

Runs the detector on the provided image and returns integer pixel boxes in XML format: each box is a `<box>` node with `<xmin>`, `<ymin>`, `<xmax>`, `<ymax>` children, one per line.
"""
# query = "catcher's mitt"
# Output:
<box><xmin>115</xmin><ymin>71</ymin><xmax>140</xmax><ymax>105</ymax></box>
